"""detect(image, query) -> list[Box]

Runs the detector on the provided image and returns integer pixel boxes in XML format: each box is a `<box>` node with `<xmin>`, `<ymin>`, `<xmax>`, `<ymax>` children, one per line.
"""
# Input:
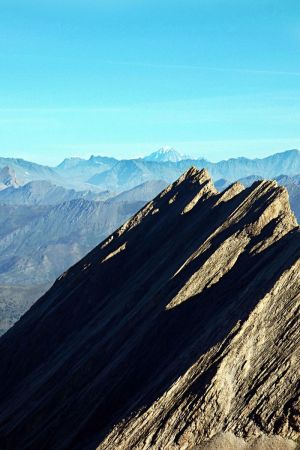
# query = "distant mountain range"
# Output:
<box><xmin>1</xmin><ymin>148</ymin><xmax>300</xmax><ymax>192</ymax></box>
<box><xmin>86</xmin><ymin>149</ymin><xmax>300</xmax><ymax>192</ymax></box>
<box><xmin>0</xmin><ymin>180</ymin><xmax>110</xmax><ymax>206</ymax></box>
<box><xmin>110</xmin><ymin>180</ymin><xmax>167</xmax><ymax>203</ymax></box>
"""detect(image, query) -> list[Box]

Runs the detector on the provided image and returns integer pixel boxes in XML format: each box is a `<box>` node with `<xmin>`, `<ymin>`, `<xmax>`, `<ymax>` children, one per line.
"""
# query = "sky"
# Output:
<box><xmin>0</xmin><ymin>0</ymin><xmax>300</xmax><ymax>166</ymax></box>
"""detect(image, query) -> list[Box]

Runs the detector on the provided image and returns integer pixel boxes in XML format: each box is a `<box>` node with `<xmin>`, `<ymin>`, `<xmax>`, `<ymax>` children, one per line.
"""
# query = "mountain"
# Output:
<box><xmin>0</xmin><ymin>166</ymin><xmax>20</xmax><ymax>190</ymax></box>
<box><xmin>215</xmin><ymin>174</ymin><xmax>300</xmax><ymax>222</ymax></box>
<box><xmin>0</xmin><ymin>199</ymin><xmax>144</xmax><ymax>333</ymax></box>
<box><xmin>0</xmin><ymin>283</ymin><xmax>48</xmax><ymax>336</ymax></box>
<box><xmin>56</xmin><ymin>155</ymin><xmax>118</xmax><ymax>185</ymax></box>
<box><xmin>0</xmin><ymin>199</ymin><xmax>144</xmax><ymax>285</ymax></box>
<box><xmin>143</xmin><ymin>147</ymin><xmax>188</xmax><ymax>163</ymax></box>
<box><xmin>88</xmin><ymin>159</ymin><xmax>181</xmax><ymax>191</ymax></box>
<box><xmin>214</xmin><ymin>178</ymin><xmax>231</xmax><ymax>191</ymax></box>
<box><xmin>56</xmin><ymin>156</ymin><xmax>85</xmax><ymax>169</ymax></box>
<box><xmin>276</xmin><ymin>176</ymin><xmax>300</xmax><ymax>221</ymax></box>
<box><xmin>0</xmin><ymin>180</ymin><xmax>110</xmax><ymax>206</ymax></box>
<box><xmin>0</xmin><ymin>180</ymin><xmax>171</xmax><ymax>335</ymax></box>
<box><xmin>0</xmin><ymin>204</ymin><xmax>51</xmax><ymax>238</ymax></box>
<box><xmin>0</xmin><ymin>155</ymin><xmax>117</xmax><ymax>191</ymax></box>
<box><xmin>1</xmin><ymin>148</ymin><xmax>300</xmax><ymax>193</ymax></box>
<box><xmin>109</xmin><ymin>179</ymin><xmax>167</xmax><ymax>203</ymax></box>
<box><xmin>0</xmin><ymin>157</ymin><xmax>61</xmax><ymax>185</ymax></box>
<box><xmin>176</xmin><ymin>149</ymin><xmax>300</xmax><ymax>180</ymax></box>
<box><xmin>277</xmin><ymin>174</ymin><xmax>300</xmax><ymax>186</ymax></box>
<box><xmin>0</xmin><ymin>168</ymin><xmax>298</xmax><ymax>450</ymax></box>
<box><xmin>88</xmin><ymin>149</ymin><xmax>300</xmax><ymax>192</ymax></box>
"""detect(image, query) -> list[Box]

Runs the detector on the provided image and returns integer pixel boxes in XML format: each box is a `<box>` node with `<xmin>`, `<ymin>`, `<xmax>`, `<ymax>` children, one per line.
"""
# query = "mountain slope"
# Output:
<box><xmin>0</xmin><ymin>283</ymin><xmax>48</xmax><ymax>336</ymax></box>
<box><xmin>0</xmin><ymin>180</ymin><xmax>110</xmax><ymax>205</ymax></box>
<box><xmin>215</xmin><ymin>175</ymin><xmax>300</xmax><ymax>221</ymax></box>
<box><xmin>0</xmin><ymin>198</ymin><xmax>144</xmax><ymax>285</ymax></box>
<box><xmin>109</xmin><ymin>179</ymin><xmax>167</xmax><ymax>203</ymax></box>
<box><xmin>0</xmin><ymin>157</ymin><xmax>61</xmax><ymax>184</ymax></box>
<box><xmin>56</xmin><ymin>155</ymin><xmax>118</xmax><ymax>184</ymax></box>
<box><xmin>0</xmin><ymin>166</ymin><xmax>20</xmax><ymax>190</ymax></box>
<box><xmin>0</xmin><ymin>199</ymin><xmax>144</xmax><ymax>333</ymax></box>
<box><xmin>279</xmin><ymin>178</ymin><xmax>300</xmax><ymax>220</ymax></box>
<box><xmin>88</xmin><ymin>159</ymin><xmax>180</xmax><ymax>191</ymax></box>
<box><xmin>0</xmin><ymin>168</ymin><xmax>299</xmax><ymax>450</ymax></box>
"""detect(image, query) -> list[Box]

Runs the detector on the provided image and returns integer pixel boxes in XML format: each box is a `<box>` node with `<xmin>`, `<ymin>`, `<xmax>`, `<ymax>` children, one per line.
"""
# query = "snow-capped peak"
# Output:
<box><xmin>144</xmin><ymin>147</ymin><xmax>188</xmax><ymax>163</ymax></box>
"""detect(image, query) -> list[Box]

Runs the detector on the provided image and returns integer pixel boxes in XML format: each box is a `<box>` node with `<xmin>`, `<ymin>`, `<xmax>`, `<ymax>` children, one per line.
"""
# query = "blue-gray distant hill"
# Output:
<box><xmin>55</xmin><ymin>155</ymin><xmax>118</xmax><ymax>185</ymax></box>
<box><xmin>109</xmin><ymin>180</ymin><xmax>167</xmax><ymax>203</ymax></box>
<box><xmin>0</xmin><ymin>157</ymin><xmax>61</xmax><ymax>185</ymax></box>
<box><xmin>0</xmin><ymin>180</ymin><xmax>110</xmax><ymax>205</ymax></box>
<box><xmin>88</xmin><ymin>160</ymin><xmax>178</xmax><ymax>191</ymax></box>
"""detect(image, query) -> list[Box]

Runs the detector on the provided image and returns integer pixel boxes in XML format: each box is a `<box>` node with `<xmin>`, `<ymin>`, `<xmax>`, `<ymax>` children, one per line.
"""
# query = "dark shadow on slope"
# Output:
<box><xmin>68</xmin><ymin>229</ymin><xmax>300</xmax><ymax>450</ymax></box>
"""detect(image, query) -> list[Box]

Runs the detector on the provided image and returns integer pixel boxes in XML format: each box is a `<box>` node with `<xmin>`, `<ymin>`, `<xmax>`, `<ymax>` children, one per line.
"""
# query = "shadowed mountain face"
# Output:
<box><xmin>0</xmin><ymin>168</ymin><xmax>299</xmax><ymax>450</ymax></box>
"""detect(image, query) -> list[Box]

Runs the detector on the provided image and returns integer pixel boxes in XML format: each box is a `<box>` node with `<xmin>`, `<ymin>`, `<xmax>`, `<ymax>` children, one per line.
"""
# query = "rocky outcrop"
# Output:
<box><xmin>0</xmin><ymin>166</ymin><xmax>20</xmax><ymax>190</ymax></box>
<box><xmin>0</xmin><ymin>168</ymin><xmax>299</xmax><ymax>450</ymax></box>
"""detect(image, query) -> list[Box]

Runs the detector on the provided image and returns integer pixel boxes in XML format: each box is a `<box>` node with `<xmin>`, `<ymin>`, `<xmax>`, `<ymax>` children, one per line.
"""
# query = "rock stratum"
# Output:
<box><xmin>0</xmin><ymin>168</ymin><xmax>299</xmax><ymax>450</ymax></box>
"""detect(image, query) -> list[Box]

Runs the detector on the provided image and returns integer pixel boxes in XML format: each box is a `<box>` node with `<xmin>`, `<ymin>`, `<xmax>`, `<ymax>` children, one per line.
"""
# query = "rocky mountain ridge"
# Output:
<box><xmin>0</xmin><ymin>168</ymin><xmax>298</xmax><ymax>449</ymax></box>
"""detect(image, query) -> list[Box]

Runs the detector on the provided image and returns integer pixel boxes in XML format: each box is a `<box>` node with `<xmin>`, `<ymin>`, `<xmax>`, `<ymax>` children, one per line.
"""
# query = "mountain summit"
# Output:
<box><xmin>0</xmin><ymin>168</ymin><xmax>299</xmax><ymax>449</ymax></box>
<box><xmin>143</xmin><ymin>147</ymin><xmax>188</xmax><ymax>162</ymax></box>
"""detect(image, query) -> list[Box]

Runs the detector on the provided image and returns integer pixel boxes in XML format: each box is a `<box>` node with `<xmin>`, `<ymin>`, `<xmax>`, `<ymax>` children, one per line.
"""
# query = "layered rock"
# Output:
<box><xmin>0</xmin><ymin>168</ymin><xmax>299</xmax><ymax>450</ymax></box>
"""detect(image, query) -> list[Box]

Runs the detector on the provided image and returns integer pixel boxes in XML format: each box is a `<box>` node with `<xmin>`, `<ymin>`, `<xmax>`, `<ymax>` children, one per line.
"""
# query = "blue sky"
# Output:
<box><xmin>0</xmin><ymin>0</ymin><xmax>300</xmax><ymax>165</ymax></box>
